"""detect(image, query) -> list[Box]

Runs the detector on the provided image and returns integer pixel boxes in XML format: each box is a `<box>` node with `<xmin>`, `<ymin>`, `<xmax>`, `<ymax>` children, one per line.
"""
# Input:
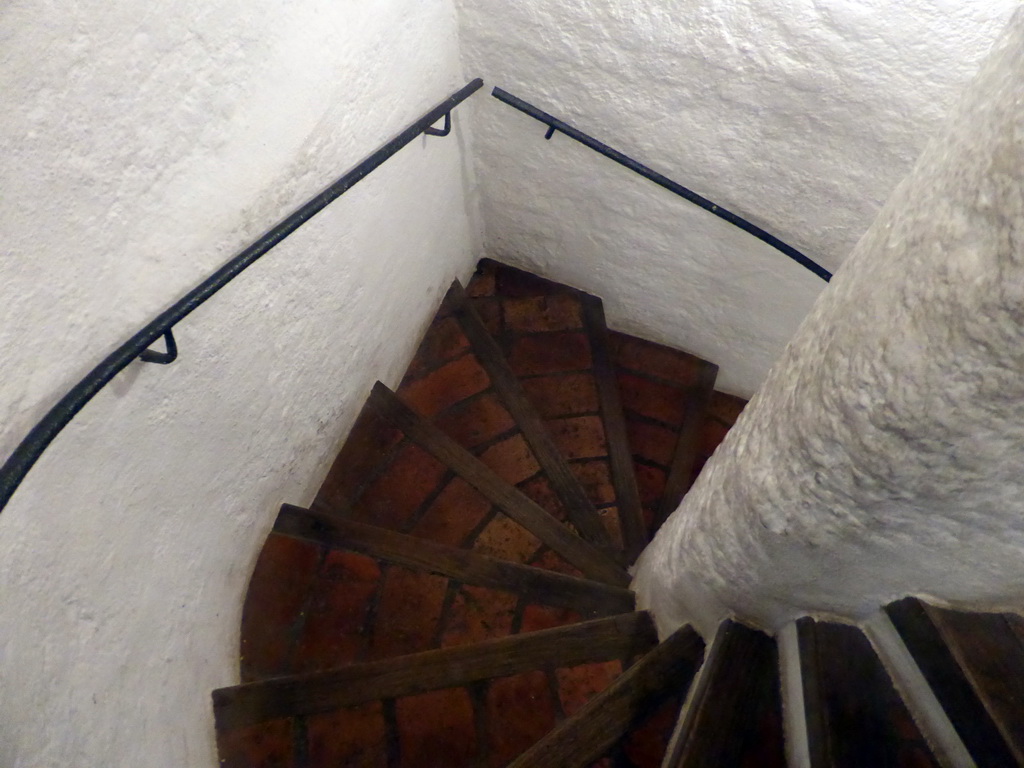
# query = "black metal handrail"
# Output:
<box><xmin>0</xmin><ymin>78</ymin><xmax>484</xmax><ymax>515</ymax></box>
<box><xmin>492</xmin><ymin>87</ymin><xmax>832</xmax><ymax>283</ymax></box>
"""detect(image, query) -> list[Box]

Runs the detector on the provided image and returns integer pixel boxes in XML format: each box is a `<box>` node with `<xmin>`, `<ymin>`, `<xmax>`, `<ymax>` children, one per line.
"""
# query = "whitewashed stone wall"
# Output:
<box><xmin>456</xmin><ymin>0</ymin><xmax>1017</xmax><ymax>396</ymax></box>
<box><xmin>633</xmin><ymin>8</ymin><xmax>1024</xmax><ymax>639</ymax></box>
<box><xmin>0</xmin><ymin>2</ymin><xmax>478</xmax><ymax>765</ymax></box>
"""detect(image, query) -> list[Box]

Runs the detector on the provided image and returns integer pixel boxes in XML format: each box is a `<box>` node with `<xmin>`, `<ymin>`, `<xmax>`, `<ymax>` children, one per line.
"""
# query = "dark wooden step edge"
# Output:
<box><xmin>507</xmin><ymin>623</ymin><xmax>705</xmax><ymax>768</ymax></box>
<box><xmin>580</xmin><ymin>294</ymin><xmax>647</xmax><ymax>563</ymax></box>
<box><xmin>212</xmin><ymin>611</ymin><xmax>658</xmax><ymax>731</ymax></box>
<box><xmin>920</xmin><ymin>603</ymin><xmax>1024</xmax><ymax>765</ymax></box>
<box><xmin>885</xmin><ymin>598</ymin><xmax>1017</xmax><ymax>767</ymax></box>
<box><xmin>660</xmin><ymin>620</ymin><xmax>781</xmax><ymax>767</ymax></box>
<box><xmin>448</xmin><ymin>280</ymin><xmax>613</xmax><ymax>550</ymax></box>
<box><xmin>368</xmin><ymin>381</ymin><xmax>630</xmax><ymax>587</ymax></box>
<box><xmin>651</xmin><ymin>361</ymin><xmax>719</xmax><ymax>537</ymax></box>
<box><xmin>274</xmin><ymin>504</ymin><xmax>635</xmax><ymax>618</ymax></box>
<box><xmin>795</xmin><ymin>616</ymin><xmax>832</xmax><ymax>767</ymax></box>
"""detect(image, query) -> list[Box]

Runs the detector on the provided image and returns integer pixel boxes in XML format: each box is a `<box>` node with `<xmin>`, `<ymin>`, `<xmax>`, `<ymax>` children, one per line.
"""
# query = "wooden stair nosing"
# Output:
<box><xmin>367</xmin><ymin>381</ymin><xmax>630</xmax><ymax>587</ymax></box>
<box><xmin>659</xmin><ymin>620</ymin><xmax>782</xmax><ymax>767</ymax></box>
<box><xmin>448</xmin><ymin>280</ymin><xmax>613</xmax><ymax>550</ymax></box>
<box><xmin>506</xmin><ymin>623</ymin><xmax>705</xmax><ymax>768</ymax></box>
<box><xmin>212</xmin><ymin>611</ymin><xmax>658</xmax><ymax>731</ymax></box>
<box><xmin>581</xmin><ymin>294</ymin><xmax>647</xmax><ymax>563</ymax></box>
<box><xmin>274</xmin><ymin>504</ymin><xmax>635</xmax><ymax>617</ymax></box>
<box><xmin>651</xmin><ymin>361</ymin><xmax>719</xmax><ymax>536</ymax></box>
<box><xmin>924</xmin><ymin>604</ymin><xmax>1024</xmax><ymax>765</ymax></box>
<box><xmin>795</xmin><ymin>617</ymin><xmax>831</xmax><ymax>768</ymax></box>
<box><xmin>885</xmin><ymin>598</ymin><xmax>1017</xmax><ymax>767</ymax></box>
<box><xmin>798</xmin><ymin>617</ymin><xmax>943</xmax><ymax>768</ymax></box>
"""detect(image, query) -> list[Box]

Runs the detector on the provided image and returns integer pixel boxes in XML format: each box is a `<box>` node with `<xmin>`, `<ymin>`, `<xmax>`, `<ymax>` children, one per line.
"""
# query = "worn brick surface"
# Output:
<box><xmin>240</xmin><ymin>534</ymin><xmax>322</xmax><ymax>682</ymax></box>
<box><xmin>465</xmin><ymin>262</ymin><xmax>497</xmax><ymax>297</ymax></box>
<box><xmin>528</xmin><ymin>546</ymin><xmax>583</xmax><ymax>578</ymax></box>
<box><xmin>616</xmin><ymin>372</ymin><xmax>688</xmax><ymax>427</ymax></box>
<box><xmin>549</xmin><ymin>415</ymin><xmax>608</xmax><ymax>460</ymax></box>
<box><xmin>508</xmin><ymin>332</ymin><xmax>592</xmax><ymax>376</ymax></box>
<box><xmin>396</xmin><ymin>687</ymin><xmax>478</xmax><ymax>768</ymax></box>
<box><xmin>520</xmin><ymin>603</ymin><xmax>584</xmax><ymax>633</ymax></box>
<box><xmin>478</xmin><ymin>434</ymin><xmax>541</xmax><ymax>486</ymax></box>
<box><xmin>314</xmin><ymin>405</ymin><xmax>402</xmax><ymax>512</ymax></box>
<box><xmin>520</xmin><ymin>372</ymin><xmax>601</xmax><ymax>417</ymax></box>
<box><xmin>473</xmin><ymin>513</ymin><xmax>543</xmax><ymax>564</ymax></box>
<box><xmin>402</xmin><ymin>316</ymin><xmax>471</xmax><ymax>383</ymax></box>
<box><xmin>441</xmin><ymin>585</ymin><xmax>519</xmax><ymax>648</ymax></box>
<box><xmin>369</xmin><ymin>569</ymin><xmax>448</xmax><ymax>659</ymax></box>
<box><xmin>411</xmin><ymin>477</ymin><xmax>493</xmax><ymax>548</ymax></box>
<box><xmin>486</xmin><ymin>671</ymin><xmax>558</xmax><ymax>768</ymax></box>
<box><xmin>217</xmin><ymin>718</ymin><xmax>295</xmax><ymax>768</ymax></box>
<box><xmin>626</xmin><ymin>420</ymin><xmax>678</xmax><ymax>468</ymax></box>
<box><xmin>471</xmin><ymin>297</ymin><xmax>503</xmax><ymax>336</ymax></box>
<box><xmin>608</xmin><ymin>332</ymin><xmax>702</xmax><ymax>386</ymax></box>
<box><xmin>304</xmin><ymin>703</ymin><xmax>388</xmax><ymax>768</ymax></box>
<box><xmin>433</xmin><ymin>392</ymin><xmax>517</xmax><ymax>449</ymax></box>
<box><xmin>571</xmin><ymin>460</ymin><xmax>616</xmax><ymax>507</ymax></box>
<box><xmin>293</xmin><ymin>551</ymin><xmax>381</xmax><ymax>672</ymax></box>
<box><xmin>556</xmin><ymin>660</ymin><xmax>623</xmax><ymax>716</ymax></box>
<box><xmin>503</xmin><ymin>294</ymin><xmax>583</xmax><ymax>333</ymax></box>
<box><xmin>398</xmin><ymin>354</ymin><xmax>492</xmax><ymax>418</ymax></box>
<box><xmin>517</xmin><ymin>475</ymin><xmax>569</xmax><ymax>521</ymax></box>
<box><xmin>350</xmin><ymin>443</ymin><xmax>448</xmax><ymax>531</ymax></box>
<box><xmin>599</xmin><ymin>506</ymin><xmax>624</xmax><ymax>551</ymax></box>
<box><xmin>634</xmin><ymin>464</ymin><xmax>667</xmax><ymax>508</ymax></box>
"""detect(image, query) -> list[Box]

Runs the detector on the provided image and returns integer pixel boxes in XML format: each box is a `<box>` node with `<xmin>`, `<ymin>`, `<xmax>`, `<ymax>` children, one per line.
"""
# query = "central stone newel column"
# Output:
<box><xmin>633</xmin><ymin>9</ymin><xmax>1024</xmax><ymax>639</ymax></box>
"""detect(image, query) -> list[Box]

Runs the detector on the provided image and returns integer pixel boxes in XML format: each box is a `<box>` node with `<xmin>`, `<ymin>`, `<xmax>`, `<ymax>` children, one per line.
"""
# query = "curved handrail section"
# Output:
<box><xmin>492</xmin><ymin>86</ymin><xmax>832</xmax><ymax>283</ymax></box>
<box><xmin>0</xmin><ymin>78</ymin><xmax>484</xmax><ymax>515</ymax></box>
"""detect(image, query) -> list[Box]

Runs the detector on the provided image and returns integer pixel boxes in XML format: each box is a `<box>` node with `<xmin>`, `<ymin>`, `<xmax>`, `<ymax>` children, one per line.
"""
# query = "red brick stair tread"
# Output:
<box><xmin>273</xmin><ymin>504</ymin><xmax>635</xmax><ymax>617</ymax></box>
<box><xmin>450</xmin><ymin>280</ymin><xmax>612</xmax><ymax>549</ymax></box>
<box><xmin>368</xmin><ymin>381</ymin><xmax>629</xmax><ymax>587</ymax></box>
<box><xmin>212</xmin><ymin>611</ymin><xmax>659</xmax><ymax>730</ymax></box>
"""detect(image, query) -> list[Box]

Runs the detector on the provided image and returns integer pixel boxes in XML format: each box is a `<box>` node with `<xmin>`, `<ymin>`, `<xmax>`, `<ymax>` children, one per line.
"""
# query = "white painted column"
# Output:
<box><xmin>633</xmin><ymin>9</ymin><xmax>1024</xmax><ymax>637</ymax></box>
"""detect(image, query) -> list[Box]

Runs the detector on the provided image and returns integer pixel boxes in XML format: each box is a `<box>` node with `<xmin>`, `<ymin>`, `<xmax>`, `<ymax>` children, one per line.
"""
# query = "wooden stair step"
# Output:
<box><xmin>606</xmin><ymin>331</ymin><xmax>728</xmax><ymax>539</ymax></box>
<box><xmin>467</xmin><ymin>259</ymin><xmax>646</xmax><ymax>560</ymax></box>
<box><xmin>506</xmin><ymin>623</ymin><xmax>705</xmax><ymax>768</ymax></box>
<box><xmin>661</xmin><ymin>619</ymin><xmax>785</xmax><ymax>767</ymax></box>
<box><xmin>913</xmin><ymin>604</ymin><xmax>1024</xmax><ymax>764</ymax></box>
<box><xmin>274</xmin><ymin>504</ymin><xmax>635</xmax><ymax>618</ymax></box>
<box><xmin>212</xmin><ymin>611</ymin><xmax>659</xmax><ymax>730</ymax></box>
<box><xmin>796</xmin><ymin>617</ymin><xmax>940</xmax><ymax>767</ymax></box>
<box><xmin>450</xmin><ymin>278</ymin><xmax>613</xmax><ymax>550</ymax></box>
<box><xmin>314</xmin><ymin>283</ymin><xmax>600</xmax><ymax>568</ymax></box>
<box><xmin>368</xmin><ymin>381</ymin><xmax>630</xmax><ymax>586</ymax></box>
<box><xmin>885</xmin><ymin>597</ymin><xmax>1017</xmax><ymax>766</ymax></box>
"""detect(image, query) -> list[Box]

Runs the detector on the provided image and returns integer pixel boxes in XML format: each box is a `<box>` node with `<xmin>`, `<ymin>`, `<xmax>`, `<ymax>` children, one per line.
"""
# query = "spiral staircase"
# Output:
<box><xmin>210</xmin><ymin>260</ymin><xmax>1024</xmax><ymax>767</ymax></box>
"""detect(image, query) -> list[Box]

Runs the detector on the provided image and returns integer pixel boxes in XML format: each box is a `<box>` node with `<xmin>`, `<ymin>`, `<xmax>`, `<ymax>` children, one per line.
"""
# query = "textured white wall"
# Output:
<box><xmin>456</xmin><ymin>0</ymin><xmax>1017</xmax><ymax>396</ymax></box>
<box><xmin>633</xmin><ymin>8</ymin><xmax>1024</xmax><ymax>639</ymax></box>
<box><xmin>0</xmin><ymin>1</ymin><xmax>478</xmax><ymax>765</ymax></box>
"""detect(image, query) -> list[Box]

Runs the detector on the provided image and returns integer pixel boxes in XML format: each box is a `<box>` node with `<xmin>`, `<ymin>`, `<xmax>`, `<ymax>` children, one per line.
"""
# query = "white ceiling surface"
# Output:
<box><xmin>456</xmin><ymin>0</ymin><xmax>1019</xmax><ymax>397</ymax></box>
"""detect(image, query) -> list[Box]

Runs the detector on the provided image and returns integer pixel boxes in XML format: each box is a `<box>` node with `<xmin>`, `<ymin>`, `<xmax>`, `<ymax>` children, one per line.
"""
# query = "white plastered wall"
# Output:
<box><xmin>0</xmin><ymin>1</ymin><xmax>479</xmax><ymax>765</ymax></box>
<box><xmin>633</xmin><ymin>8</ymin><xmax>1024</xmax><ymax>639</ymax></box>
<box><xmin>455</xmin><ymin>0</ymin><xmax>1018</xmax><ymax>396</ymax></box>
